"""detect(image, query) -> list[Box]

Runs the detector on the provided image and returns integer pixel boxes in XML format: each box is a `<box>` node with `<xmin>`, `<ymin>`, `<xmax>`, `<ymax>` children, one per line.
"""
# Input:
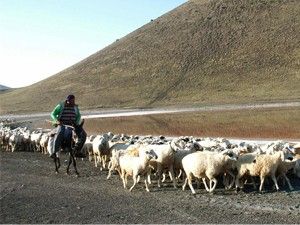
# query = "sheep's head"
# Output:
<box><xmin>222</xmin><ymin>149</ymin><xmax>238</xmax><ymax>161</ymax></box>
<box><xmin>282</xmin><ymin>148</ymin><xmax>295</xmax><ymax>161</ymax></box>
<box><xmin>145</xmin><ymin>149</ymin><xmax>158</xmax><ymax>160</ymax></box>
<box><xmin>190</xmin><ymin>142</ymin><xmax>202</xmax><ymax>151</ymax></box>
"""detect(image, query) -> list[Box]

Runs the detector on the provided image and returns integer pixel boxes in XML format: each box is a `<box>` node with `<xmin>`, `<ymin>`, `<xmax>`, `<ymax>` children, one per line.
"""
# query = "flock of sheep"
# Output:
<box><xmin>1</xmin><ymin>122</ymin><xmax>300</xmax><ymax>194</ymax></box>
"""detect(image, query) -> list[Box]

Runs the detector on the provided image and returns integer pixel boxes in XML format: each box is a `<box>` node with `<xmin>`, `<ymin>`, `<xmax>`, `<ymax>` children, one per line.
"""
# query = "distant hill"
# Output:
<box><xmin>0</xmin><ymin>0</ymin><xmax>299</xmax><ymax>114</ymax></box>
<box><xmin>0</xmin><ymin>84</ymin><xmax>11</xmax><ymax>92</ymax></box>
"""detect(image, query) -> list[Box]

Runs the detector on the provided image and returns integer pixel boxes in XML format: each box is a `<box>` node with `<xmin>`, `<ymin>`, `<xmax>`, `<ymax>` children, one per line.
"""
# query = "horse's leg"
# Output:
<box><xmin>54</xmin><ymin>157</ymin><xmax>59</xmax><ymax>174</ymax></box>
<box><xmin>66</xmin><ymin>148</ymin><xmax>79</xmax><ymax>176</ymax></box>
<box><xmin>57</xmin><ymin>157</ymin><xmax>61</xmax><ymax>170</ymax></box>
<box><xmin>54</xmin><ymin>155</ymin><xmax>60</xmax><ymax>174</ymax></box>
<box><xmin>71</xmin><ymin>151</ymin><xmax>79</xmax><ymax>176</ymax></box>
<box><xmin>66</xmin><ymin>152</ymin><xmax>72</xmax><ymax>175</ymax></box>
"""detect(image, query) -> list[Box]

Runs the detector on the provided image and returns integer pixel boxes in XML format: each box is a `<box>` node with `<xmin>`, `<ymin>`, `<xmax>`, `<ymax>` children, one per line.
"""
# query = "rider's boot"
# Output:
<box><xmin>74</xmin><ymin>128</ymin><xmax>87</xmax><ymax>158</ymax></box>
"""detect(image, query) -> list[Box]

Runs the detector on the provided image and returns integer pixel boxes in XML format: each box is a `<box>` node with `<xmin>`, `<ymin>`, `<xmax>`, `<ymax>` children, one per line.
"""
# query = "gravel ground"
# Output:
<box><xmin>1</xmin><ymin>151</ymin><xmax>299</xmax><ymax>224</ymax></box>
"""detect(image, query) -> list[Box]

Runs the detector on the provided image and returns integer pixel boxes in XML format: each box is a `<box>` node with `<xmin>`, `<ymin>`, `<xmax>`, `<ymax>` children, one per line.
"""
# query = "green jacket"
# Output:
<box><xmin>51</xmin><ymin>101</ymin><xmax>81</xmax><ymax>126</ymax></box>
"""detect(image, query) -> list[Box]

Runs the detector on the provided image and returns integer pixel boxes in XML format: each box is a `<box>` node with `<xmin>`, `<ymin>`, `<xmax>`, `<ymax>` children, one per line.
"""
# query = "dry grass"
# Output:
<box><xmin>33</xmin><ymin>107</ymin><xmax>300</xmax><ymax>140</ymax></box>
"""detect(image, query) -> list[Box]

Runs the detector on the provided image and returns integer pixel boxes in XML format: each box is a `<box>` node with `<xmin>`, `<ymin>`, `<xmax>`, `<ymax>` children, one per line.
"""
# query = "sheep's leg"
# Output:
<box><xmin>235</xmin><ymin>173</ymin><xmax>243</xmax><ymax>191</ymax></box>
<box><xmin>147</xmin><ymin>173</ymin><xmax>152</xmax><ymax>184</ymax></box>
<box><xmin>271</xmin><ymin>174</ymin><xmax>279</xmax><ymax>191</ymax></box>
<box><xmin>129</xmin><ymin>175</ymin><xmax>138</xmax><ymax>192</ymax></box>
<box><xmin>228</xmin><ymin>177</ymin><xmax>235</xmax><ymax>190</ymax></box>
<box><xmin>161</xmin><ymin>172</ymin><xmax>166</xmax><ymax>183</ymax></box>
<box><xmin>235</xmin><ymin>177</ymin><xmax>240</xmax><ymax>189</ymax></box>
<box><xmin>125</xmin><ymin>173</ymin><xmax>129</xmax><ymax>187</ymax></box>
<box><xmin>137</xmin><ymin>175</ymin><xmax>140</xmax><ymax>184</ymax></box>
<box><xmin>176</xmin><ymin>169</ymin><xmax>183</xmax><ymax>181</ymax></box>
<box><xmin>107</xmin><ymin>168</ymin><xmax>112</xmax><ymax>180</ymax></box>
<box><xmin>181</xmin><ymin>171</ymin><xmax>186</xmax><ymax>184</ymax></box>
<box><xmin>144</xmin><ymin>178</ymin><xmax>150</xmax><ymax>192</ymax></box>
<box><xmin>209</xmin><ymin>179</ymin><xmax>213</xmax><ymax>190</ymax></box>
<box><xmin>145</xmin><ymin>170</ymin><xmax>152</xmax><ymax>192</ymax></box>
<box><xmin>259</xmin><ymin>176</ymin><xmax>265</xmax><ymax>192</ymax></box>
<box><xmin>106</xmin><ymin>161</ymin><xmax>114</xmax><ymax>179</ymax></box>
<box><xmin>224</xmin><ymin>174</ymin><xmax>233</xmax><ymax>190</ymax></box>
<box><xmin>282</xmin><ymin>174</ymin><xmax>294</xmax><ymax>191</ymax></box>
<box><xmin>223</xmin><ymin>174</ymin><xmax>229</xmax><ymax>189</ymax></box>
<box><xmin>187</xmin><ymin>175</ymin><xmax>196</xmax><ymax>194</ymax></box>
<box><xmin>168</xmin><ymin>165</ymin><xmax>177</xmax><ymax>188</ymax></box>
<box><xmin>157</xmin><ymin>165</ymin><xmax>162</xmax><ymax>188</ymax></box>
<box><xmin>121</xmin><ymin>170</ymin><xmax>127</xmax><ymax>189</ymax></box>
<box><xmin>99</xmin><ymin>156</ymin><xmax>104</xmax><ymax>171</ymax></box>
<box><xmin>107</xmin><ymin>166</ymin><xmax>114</xmax><ymax>179</ymax></box>
<box><xmin>94</xmin><ymin>153</ymin><xmax>98</xmax><ymax>167</ymax></box>
<box><xmin>182</xmin><ymin>177</ymin><xmax>188</xmax><ymax>191</ymax></box>
<box><xmin>116</xmin><ymin>167</ymin><xmax>122</xmax><ymax>178</ymax></box>
<box><xmin>102</xmin><ymin>155</ymin><xmax>107</xmax><ymax>170</ymax></box>
<box><xmin>196</xmin><ymin>178</ymin><xmax>201</xmax><ymax>189</ymax></box>
<box><xmin>107</xmin><ymin>161</ymin><xmax>112</xmax><ymax>170</ymax></box>
<box><xmin>250</xmin><ymin>176</ymin><xmax>257</xmax><ymax>190</ymax></box>
<box><xmin>209</xmin><ymin>178</ymin><xmax>217</xmax><ymax>192</ymax></box>
<box><xmin>202</xmin><ymin>178</ymin><xmax>210</xmax><ymax>192</ymax></box>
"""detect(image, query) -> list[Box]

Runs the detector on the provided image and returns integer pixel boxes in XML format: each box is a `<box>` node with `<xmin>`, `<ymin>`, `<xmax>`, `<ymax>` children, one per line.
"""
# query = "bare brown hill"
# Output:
<box><xmin>1</xmin><ymin>0</ymin><xmax>299</xmax><ymax>114</ymax></box>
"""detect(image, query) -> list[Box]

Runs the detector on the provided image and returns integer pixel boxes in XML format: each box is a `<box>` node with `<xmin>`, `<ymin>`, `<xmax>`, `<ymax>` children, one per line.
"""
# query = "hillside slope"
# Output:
<box><xmin>1</xmin><ymin>0</ymin><xmax>299</xmax><ymax>114</ymax></box>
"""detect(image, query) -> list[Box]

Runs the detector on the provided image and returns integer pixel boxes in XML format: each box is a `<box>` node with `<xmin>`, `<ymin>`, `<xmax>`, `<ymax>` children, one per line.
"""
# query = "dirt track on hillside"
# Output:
<box><xmin>1</xmin><ymin>150</ymin><xmax>300</xmax><ymax>224</ymax></box>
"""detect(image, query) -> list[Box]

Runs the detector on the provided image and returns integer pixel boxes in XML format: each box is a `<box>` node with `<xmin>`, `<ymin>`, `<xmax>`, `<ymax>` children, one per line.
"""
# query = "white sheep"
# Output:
<box><xmin>47</xmin><ymin>135</ymin><xmax>57</xmax><ymax>157</ymax></box>
<box><xmin>235</xmin><ymin>151</ymin><xmax>288</xmax><ymax>192</ymax></box>
<box><xmin>8</xmin><ymin>132</ymin><xmax>23</xmax><ymax>152</ymax></box>
<box><xmin>292</xmin><ymin>143</ymin><xmax>300</xmax><ymax>177</ymax></box>
<box><xmin>172</xmin><ymin>141</ymin><xmax>203</xmax><ymax>181</ymax></box>
<box><xmin>106</xmin><ymin>142</ymin><xmax>138</xmax><ymax>179</ymax></box>
<box><xmin>141</xmin><ymin>142</ymin><xmax>178</xmax><ymax>188</ymax></box>
<box><xmin>182</xmin><ymin>149</ymin><xmax>238</xmax><ymax>194</ymax></box>
<box><xmin>276</xmin><ymin>158</ymin><xmax>297</xmax><ymax>191</ymax></box>
<box><xmin>40</xmin><ymin>133</ymin><xmax>50</xmax><ymax>154</ymax></box>
<box><xmin>30</xmin><ymin>131</ymin><xmax>43</xmax><ymax>152</ymax></box>
<box><xmin>92</xmin><ymin>134</ymin><xmax>110</xmax><ymax>169</ymax></box>
<box><xmin>119</xmin><ymin>149</ymin><xmax>158</xmax><ymax>192</ymax></box>
<box><xmin>82</xmin><ymin>135</ymin><xmax>96</xmax><ymax>162</ymax></box>
<box><xmin>233</xmin><ymin>152</ymin><xmax>260</xmax><ymax>190</ymax></box>
<box><xmin>22</xmin><ymin>130</ymin><xmax>32</xmax><ymax>152</ymax></box>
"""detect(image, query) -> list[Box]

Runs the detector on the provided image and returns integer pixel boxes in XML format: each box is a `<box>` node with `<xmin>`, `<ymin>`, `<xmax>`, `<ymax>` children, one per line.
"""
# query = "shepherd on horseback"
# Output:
<box><xmin>50</xmin><ymin>94</ymin><xmax>87</xmax><ymax>174</ymax></box>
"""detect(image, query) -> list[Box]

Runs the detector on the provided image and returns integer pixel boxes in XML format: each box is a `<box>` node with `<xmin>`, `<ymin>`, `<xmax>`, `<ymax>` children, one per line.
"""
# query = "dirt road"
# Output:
<box><xmin>1</xmin><ymin>101</ymin><xmax>299</xmax><ymax>121</ymax></box>
<box><xmin>1</xmin><ymin>151</ymin><xmax>299</xmax><ymax>224</ymax></box>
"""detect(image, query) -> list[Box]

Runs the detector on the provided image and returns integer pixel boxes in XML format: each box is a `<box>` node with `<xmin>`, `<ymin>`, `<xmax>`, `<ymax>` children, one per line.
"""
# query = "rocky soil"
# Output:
<box><xmin>1</xmin><ymin>150</ymin><xmax>299</xmax><ymax>224</ymax></box>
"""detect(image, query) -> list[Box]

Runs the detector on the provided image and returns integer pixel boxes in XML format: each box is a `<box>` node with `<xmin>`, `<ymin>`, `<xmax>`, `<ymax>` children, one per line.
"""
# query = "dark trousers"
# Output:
<box><xmin>53</xmin><ymin>124</ymin><xmax>86</xmax><ymax>154</ymax></box>
<box><xmin>74</xmin><ymin>125</ymin><xmax>87</xmax><ymax>153</ymax></box>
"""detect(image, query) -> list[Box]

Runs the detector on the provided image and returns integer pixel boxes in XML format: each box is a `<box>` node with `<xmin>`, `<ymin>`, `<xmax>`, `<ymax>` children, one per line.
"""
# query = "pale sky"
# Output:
<box><xmin>0</xmin><ymin>0</ymin><xmax>186</xmax><ymax>88</ymax></box>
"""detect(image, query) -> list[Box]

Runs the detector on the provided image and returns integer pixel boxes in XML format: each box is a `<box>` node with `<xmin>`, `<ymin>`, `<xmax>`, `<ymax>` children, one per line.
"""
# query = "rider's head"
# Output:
<box><xmin>66</xmin><ymin>94</ymin><xmax>75</xmax><ymax>106</ymax></box>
